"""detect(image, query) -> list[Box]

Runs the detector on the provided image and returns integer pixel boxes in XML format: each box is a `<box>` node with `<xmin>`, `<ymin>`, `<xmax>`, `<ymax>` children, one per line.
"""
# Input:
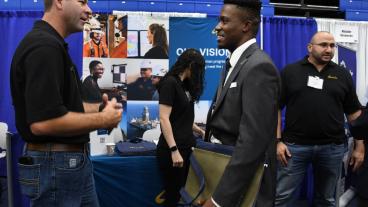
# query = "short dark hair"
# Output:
<box><xmin>224</xmin><ymin>0</ymin><xmax>262</xmax><ymax>37</ymax></box>
<box><xmin>44</xmin><ymin>0</ymin><xmax>53</xmax><ymax>12</ymax></box>
<box><xmin>89</xmin><ymin>60</ymin><xmax>102</xmax><ymax>73</ymax></box>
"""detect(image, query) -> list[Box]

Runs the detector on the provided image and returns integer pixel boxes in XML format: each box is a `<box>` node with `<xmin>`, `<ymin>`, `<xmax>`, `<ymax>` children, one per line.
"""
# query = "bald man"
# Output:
<box><xmin>274</xmin><ymin>31</ymin><xmax>365</xmax><ymax>207</ymax></box>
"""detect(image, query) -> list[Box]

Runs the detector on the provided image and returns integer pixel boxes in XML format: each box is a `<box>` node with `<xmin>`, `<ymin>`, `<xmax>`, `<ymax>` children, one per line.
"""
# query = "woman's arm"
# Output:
<box><xmin>159</xmin><ymin>104</ymin><xmax>183</xmax><ymax>167</ymax></box>
<box><xmin>159</xmin><ymin>104</ymin><xmax>176</xmax><ymax>148</ymax></box>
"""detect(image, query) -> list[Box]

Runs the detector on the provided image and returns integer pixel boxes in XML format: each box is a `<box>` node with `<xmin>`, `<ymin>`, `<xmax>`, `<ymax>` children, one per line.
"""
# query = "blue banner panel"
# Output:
<box><xmin>169</xmin><ymin>17</ymin><xmax>228</xmax><ymax>100</ymax></box>
<box><xmin>338</xmin><ymin>45</ymin><xmax>357</xmax><ymax>86</ymax></box>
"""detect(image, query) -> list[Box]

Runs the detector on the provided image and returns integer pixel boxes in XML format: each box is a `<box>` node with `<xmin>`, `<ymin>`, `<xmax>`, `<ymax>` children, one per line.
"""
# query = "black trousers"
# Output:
<box><xmin>156</xmin><ymin>147</ymin><xmax>192</xmax><ymax>207</ymax></box>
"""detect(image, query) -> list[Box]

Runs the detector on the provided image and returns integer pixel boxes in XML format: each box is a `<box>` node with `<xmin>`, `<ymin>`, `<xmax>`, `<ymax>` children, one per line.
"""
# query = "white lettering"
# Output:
<box><xmin>176</xmin><ymin>48</ymin><xmax>229</xmax><ymax>57</ymax></box>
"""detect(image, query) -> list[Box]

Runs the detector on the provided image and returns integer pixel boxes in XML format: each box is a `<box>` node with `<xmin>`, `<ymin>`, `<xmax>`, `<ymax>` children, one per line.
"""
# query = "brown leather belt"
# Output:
<box><xmin>27</xmin><ymin>143</ymin><xmax>85</xmax><ymax>152</ymax></box>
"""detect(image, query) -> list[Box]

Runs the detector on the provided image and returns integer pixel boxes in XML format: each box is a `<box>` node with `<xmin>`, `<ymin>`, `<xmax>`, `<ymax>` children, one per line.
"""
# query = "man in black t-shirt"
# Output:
<box><xmin>10</xmin><ymin>0</ymin><xmax>122</xmax><ymax>206</ymax></box>
<box><xmin>275</xmin><ymin>31</ymin><xmax>365</xmax><ymax>207</ymax></box>
<box><xmin>82</xmin><ymin>60</ymin><xmax>104</xmax><ymax>103</ymax></box>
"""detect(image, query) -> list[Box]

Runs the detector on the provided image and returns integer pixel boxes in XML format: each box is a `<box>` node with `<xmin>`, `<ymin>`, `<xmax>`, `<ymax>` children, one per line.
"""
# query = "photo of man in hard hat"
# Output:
<box><xmin>83</xmin><ymin>15</ymin><xmax>109</xmax><ymax>58</ymax></box>
<box><xmin>151</xmin><ymin>65</ymin><xmax>168</xmax><ymax>100</ymax></box>
<box><xmin>127</xmin><ymin>59</ymin><xmax>155</xmax><ymax>100</ymax></box>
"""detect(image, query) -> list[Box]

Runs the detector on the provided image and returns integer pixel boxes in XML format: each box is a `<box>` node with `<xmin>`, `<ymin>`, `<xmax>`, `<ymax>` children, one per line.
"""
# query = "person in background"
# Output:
<box><xmin>156</xmin><ymin>49</ymin><xmax>206</xmax><ymax>207</ymax></box>
<box><xmin>144</xmin><ymin>23</ymin><xmax>169</xmax><ymax>59</ymax></box>
<box><xmin>82</xmin><ymin>60</ymin><xmax>105</xmax><ymax>103</ymax></box>
<box><xmin>10</xmin><ymin>0</ymin><xmax>122</xmax><ymax>206</ymax></box>
<box><xmin>151</xmin><ymin>65</ymin><xmax>168</xmax><ymax>100</ymax></box>
<box><xmin>275</xmin><ymin>31</ymin><xmax>365</xmax><ymax>207</ymax></box>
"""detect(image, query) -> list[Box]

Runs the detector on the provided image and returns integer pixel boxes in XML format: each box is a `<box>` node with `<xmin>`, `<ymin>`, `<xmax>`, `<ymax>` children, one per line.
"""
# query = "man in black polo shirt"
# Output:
<box><xmin>10</xmin><ymin>0</ymin><xmax>122</xmax><ymax>206</ymax></box>
<box><xmin>275</xmin><ymin>31</ymin><xmax>365</xmax><ymax>207</ymax></box>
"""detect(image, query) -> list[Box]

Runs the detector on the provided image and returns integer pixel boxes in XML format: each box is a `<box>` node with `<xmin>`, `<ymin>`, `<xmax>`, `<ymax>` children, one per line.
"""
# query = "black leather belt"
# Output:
<box><xmin>27</xmin><ymin>143</ymin><xmax>85</xmax><ymax>152</ymax></box>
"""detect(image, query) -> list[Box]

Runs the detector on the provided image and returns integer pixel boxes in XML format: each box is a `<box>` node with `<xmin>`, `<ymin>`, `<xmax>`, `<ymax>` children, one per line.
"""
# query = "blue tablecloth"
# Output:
<box><xmin>92</xmin><ymin>155</ymin><xmax>163</xmax><ymax>207</ymax></box>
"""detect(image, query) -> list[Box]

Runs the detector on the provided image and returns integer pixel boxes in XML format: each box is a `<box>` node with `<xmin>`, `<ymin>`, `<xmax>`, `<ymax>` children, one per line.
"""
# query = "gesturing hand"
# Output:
<box><xmin>101</xmin><ymin>97</ymin><xmax>123</xmax><ymax>129</ymax></box>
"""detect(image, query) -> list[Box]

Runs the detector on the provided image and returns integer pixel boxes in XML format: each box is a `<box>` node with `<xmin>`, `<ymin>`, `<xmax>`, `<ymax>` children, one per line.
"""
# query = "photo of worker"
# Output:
<box><xmin>83</xmin><ymin>14</ymin><xmax>109</xmax><ymax>58</ymax></box>
<box><xmin>109</xmin><ymin>14</ymin><xmax>128</xmax><ymax>58</ymax></box>
<box><xmin>126</xmin><ymin>59</ymin><xmax>168</xmax><ymax>100</ymax></box>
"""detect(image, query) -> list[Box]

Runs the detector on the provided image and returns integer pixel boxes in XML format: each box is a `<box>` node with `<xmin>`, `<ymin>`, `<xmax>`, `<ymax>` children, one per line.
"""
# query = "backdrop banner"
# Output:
<box><xmin>338</xmin><ymin>44</ymin><xmax>357</xmax><ymax>86</ymax></box>
<box><xmin>169</xmin><ymin>17</ymin><xmax>228</xmax><ymax>100</ymax></box>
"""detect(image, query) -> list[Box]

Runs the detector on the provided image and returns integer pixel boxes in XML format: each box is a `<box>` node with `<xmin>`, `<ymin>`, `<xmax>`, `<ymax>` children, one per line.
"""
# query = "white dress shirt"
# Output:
<box><xmin>224</xmin><ymin>38</ymin><xmax>256</xmax><ymax>85</ymax></box>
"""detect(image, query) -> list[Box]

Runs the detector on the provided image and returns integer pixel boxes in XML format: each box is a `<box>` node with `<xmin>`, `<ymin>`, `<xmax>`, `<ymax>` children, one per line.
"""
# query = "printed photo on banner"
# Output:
<box><xmin>82</xmin><ymin>57</ymin><xmax>127</xmax><ymax>104</ymax></box>
<box><xmin>83</xmin><ymin>14</ymin><xmax>109</xmax><ymax>58</ymax></box>
<box><xmin>126</xmin><ymin>14</ymin><xmax>169</xmax><ymax>58</ymax></box>
<box><xmin>127</xmin><ymin>101</ymin><xmax>160</xmax><ymax>142</ymax></box>
<box><xmin>126</xmin><ymin>59</ymin><xmax>168</xmax><ymax>101</ymax></box>
<box><xmin>109</xmin><ymin>14</ymin><xmax>128</xmax><ymax>58</ymax></box>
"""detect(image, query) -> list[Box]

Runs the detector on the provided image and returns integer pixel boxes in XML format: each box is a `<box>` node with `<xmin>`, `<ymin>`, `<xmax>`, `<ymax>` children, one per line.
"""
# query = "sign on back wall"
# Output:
<box><xmin>83</xmin><ymin>14</ymin><xmax>217</xmax><ymax>144</ymax></box>
<box><xmin>169</xmin><ymin>17</ymin><xmax>229</xmax><ymax>100</ymax></box>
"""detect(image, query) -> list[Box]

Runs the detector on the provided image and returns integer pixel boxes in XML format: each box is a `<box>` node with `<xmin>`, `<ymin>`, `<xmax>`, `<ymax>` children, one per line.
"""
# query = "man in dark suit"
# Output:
<box><xmin>203</xmin><ymin>0</ymin><xmax>280</xmax><ymax>207</ymax></box>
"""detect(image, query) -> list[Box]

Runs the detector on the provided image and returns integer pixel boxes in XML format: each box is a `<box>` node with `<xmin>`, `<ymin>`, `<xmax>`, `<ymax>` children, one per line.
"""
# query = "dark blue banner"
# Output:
<box><xmin>338</xmin><ymin>45</ymin><xmax>357</xmax><ymax>86</ymax></box>
<box><xmin>169</xmin><ymin>17</ymin><xmax>229</xmax><ymax>100</ymax></box>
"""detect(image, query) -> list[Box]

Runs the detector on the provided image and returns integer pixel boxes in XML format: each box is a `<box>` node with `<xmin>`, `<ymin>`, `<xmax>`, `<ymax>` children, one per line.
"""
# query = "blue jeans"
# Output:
<box><xmin>275</xmin><ymin>142</ymin><xmax>345</xmax><ymax>207</ymax></box>
<box><xmin>18</xmin><ymin>150</ymin><xmax>100</xmax><ymax>207</ymax></box>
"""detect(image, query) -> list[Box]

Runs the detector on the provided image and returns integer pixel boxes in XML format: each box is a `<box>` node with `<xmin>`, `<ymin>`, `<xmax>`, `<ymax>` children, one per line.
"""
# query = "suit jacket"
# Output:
<box><xmin>205</xmin><ymin>43</ymin><xmax>280</xmax><ymax>207</ymax></box>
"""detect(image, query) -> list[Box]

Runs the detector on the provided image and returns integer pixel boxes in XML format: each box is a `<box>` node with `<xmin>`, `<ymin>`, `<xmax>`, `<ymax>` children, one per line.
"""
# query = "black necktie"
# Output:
<box><xmin>223</xmin><ymin>58</ymin><xmax>231</xmax><ymax>86</ymax></box>
<box><xmin>214</xmin><ymin>58</ymin><xmax>231</xmax><ymax>103</ymax></box>
<box><xmin>225</xmin><ymin>58</ymin><xmax>231</xmax><ymax>78</ymax></box>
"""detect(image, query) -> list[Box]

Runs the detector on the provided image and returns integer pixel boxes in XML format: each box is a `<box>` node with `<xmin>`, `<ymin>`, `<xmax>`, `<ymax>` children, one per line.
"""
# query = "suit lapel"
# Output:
<box><xmin>212</xmin><ymin>43</ymin><xmax>259</xmax><ymax>116</ymax></box>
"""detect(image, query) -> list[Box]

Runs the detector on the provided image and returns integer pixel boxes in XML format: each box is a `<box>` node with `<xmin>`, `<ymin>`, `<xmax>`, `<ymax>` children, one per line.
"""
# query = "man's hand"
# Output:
<box><xmin>101</xmin><ymin>93</ymin><xmax>123</xmax><ymax>110</ymax></box>
<box><xmin>350</xmin><ymin>139</ymin><xmax>365</xmax><ymax>172</ymax></box>
<box><xmin>277</xmin><ymin>141</ymin><xmax>291</xmax><ymax>166</ymax></box>
<box><xmin>101</xmin><ymin>97</ymin><xmax>122</xmax><ymax>129</ymax></box>
<box><xmin>102</xmin><ymin>93</ymin><xmax>108</xmax><ymax>106</ymax></box>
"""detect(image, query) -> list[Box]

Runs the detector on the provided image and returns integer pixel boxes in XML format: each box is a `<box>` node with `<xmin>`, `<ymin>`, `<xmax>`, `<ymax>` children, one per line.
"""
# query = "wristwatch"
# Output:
<box><xmin>276</xmin><ymin>138</ymin><xmax>283</xmax><ymax>144</ymax></box>
<box><xmin>170</xmin><ymin>146</ymin><xmax>178</xmax><ymax>152</ymax></box>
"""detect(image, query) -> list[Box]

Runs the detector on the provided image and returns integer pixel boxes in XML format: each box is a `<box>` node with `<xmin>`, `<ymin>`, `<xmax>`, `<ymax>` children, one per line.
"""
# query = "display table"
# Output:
<box><xmin>92</xmin><ymin>155</ymin><xmax>163</xmax><ymax>207</ymax></box>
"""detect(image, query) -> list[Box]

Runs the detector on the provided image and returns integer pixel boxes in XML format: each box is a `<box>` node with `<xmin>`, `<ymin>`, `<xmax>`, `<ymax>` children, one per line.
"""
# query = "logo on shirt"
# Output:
<box><xmin>327</xmin><ymin>75</ymin><xmax>338</xmax><ymax>80</ymax></box>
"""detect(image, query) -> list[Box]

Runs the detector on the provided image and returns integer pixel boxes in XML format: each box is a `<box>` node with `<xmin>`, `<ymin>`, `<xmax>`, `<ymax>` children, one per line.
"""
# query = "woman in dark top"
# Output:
<box><xmin>144</xmin><ymin>23</ymin><xmax>169</xmax><ymax>59</ymax></box>
<box><xmin>156</xmin><ymin>49</ymin><xmax>205</xmax><ymax>207</ymax></box>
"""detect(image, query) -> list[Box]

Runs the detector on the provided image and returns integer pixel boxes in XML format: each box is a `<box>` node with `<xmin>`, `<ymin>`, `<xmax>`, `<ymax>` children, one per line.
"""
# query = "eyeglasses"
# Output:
<box><xmin>311</xmin><ymin>42</ymin><xmax>336</xmax><ymax>49</ymax></box>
